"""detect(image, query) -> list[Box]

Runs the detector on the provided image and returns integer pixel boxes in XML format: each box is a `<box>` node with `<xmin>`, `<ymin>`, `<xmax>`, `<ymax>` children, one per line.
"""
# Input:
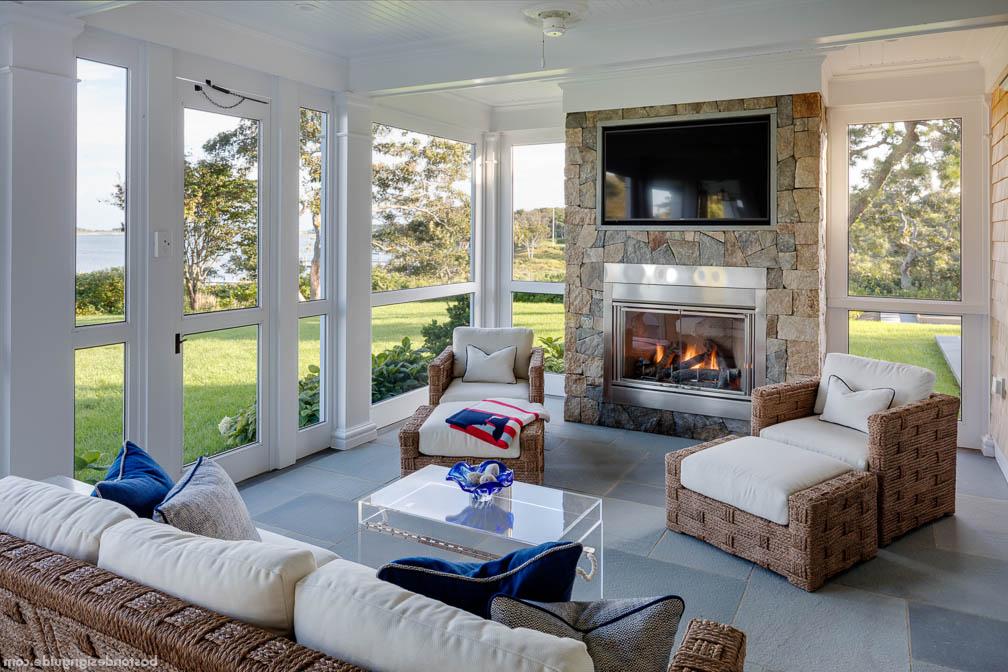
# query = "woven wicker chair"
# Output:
<box><xmin>751</xmin><ymin>377</ymin><xmax>959</xmax><ymax>546</ymax></box>
<box><xmin>428</xmin><ymin>344</ymin><xmax>545</xmax><ymax>405</ymax></box>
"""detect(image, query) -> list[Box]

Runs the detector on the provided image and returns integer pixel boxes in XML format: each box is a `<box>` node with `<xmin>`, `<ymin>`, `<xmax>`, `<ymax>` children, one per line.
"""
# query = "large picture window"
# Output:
<box><xmin>512</xmin><ymin>143</ymin><xmax>565</xmax><ymax>282</ymax></box>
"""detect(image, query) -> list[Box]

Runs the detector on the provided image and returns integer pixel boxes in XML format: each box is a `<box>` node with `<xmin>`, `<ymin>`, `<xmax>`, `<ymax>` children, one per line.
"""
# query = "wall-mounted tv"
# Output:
<box><xmin>599</xmin><ymin>112</ymin><xmax>774</xmax><ymax>227</ymax></box>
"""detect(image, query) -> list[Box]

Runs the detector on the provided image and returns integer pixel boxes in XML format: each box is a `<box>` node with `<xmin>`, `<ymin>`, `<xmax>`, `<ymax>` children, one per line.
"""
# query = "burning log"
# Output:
<box><xmin>676</xmin><ymin>349</ymin><xmax>712</xmax><ymax>371</ymax></box>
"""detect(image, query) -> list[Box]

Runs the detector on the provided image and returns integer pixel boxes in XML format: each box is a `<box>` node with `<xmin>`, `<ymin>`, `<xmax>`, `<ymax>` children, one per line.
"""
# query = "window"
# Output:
<box><xmin>76</xmin><ymin>59</ymin><xmax>128</xmax><ymax>326</ymax></box>
<box><xmin>298</xmin><ymin>315</ymin><xmax>324</xmax><ymax>428</ymax></box>
<box><xmin>183</xmin><ymin>109</ymin><xmax>261</xmax><ymax>314</ymax></box>
<box><xmin>847</xmin><ymin>119</ymin><xmax>961</xmax><ymax>301</ymax></box>
<box><xmin>371</xmin><ymin>294</ymin><xmax>472</xmax><ymax>404</ymax></box>
<box><xmin>74</xmin><ymin>344</ymin><xmax>125</xmax><ymax>483</ymax></box>
<box><xmin>299</xmin><ymin>108</ymin><xmax>327</xmax><ymax>301</ymax></box>
<box><xmin>512</xmin><ymin>143</ymin><xmax>565</xmax><ymax>282</ymax></box>
<box><xmin>371</xmin><ymin>124</ymin><xmax>473</xmax><ymax>291</ymax></box>
<box><xmin>511</xmin><ymin>293</ymin><xmax>564</xmax><ymax>373</ymax></box>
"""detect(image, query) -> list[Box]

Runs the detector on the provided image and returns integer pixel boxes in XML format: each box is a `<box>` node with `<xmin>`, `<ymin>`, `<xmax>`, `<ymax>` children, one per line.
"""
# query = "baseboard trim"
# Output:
<box><xmin>331</xmin><ymin>422</ymin><xmax>378</xmax><ymax>450</ymax></box>
<box><xmin>994</xmin><ymin>438</ymin><xmax>1008</xmax><ymax>486</ymax></box>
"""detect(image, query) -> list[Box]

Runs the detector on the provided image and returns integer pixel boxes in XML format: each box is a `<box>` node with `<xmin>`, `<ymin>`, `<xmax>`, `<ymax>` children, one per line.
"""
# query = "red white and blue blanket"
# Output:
<box><xmin>444</xmin><ymin>398</ymin><xmax>546</xmax><ymax>450</ymax></box>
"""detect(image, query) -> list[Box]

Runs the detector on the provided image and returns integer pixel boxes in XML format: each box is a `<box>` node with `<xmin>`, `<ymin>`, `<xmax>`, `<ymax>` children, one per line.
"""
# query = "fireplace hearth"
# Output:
<box><xmin>603</xmin><ymin>264</ymin><xmax>766</xmax><ymax>421</ymax></box>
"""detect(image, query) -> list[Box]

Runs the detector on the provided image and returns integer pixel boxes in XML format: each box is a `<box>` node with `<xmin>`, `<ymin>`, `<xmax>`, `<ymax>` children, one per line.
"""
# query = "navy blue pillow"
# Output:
<box><xmin>377</xmin><ymin>541</ymin><xmax>583</xmax><ymax>617</ymax></box>
<box><xmin>92</xmin><ymin>442</ymin><xmax>174</xmax><ymax>518</ymax></box>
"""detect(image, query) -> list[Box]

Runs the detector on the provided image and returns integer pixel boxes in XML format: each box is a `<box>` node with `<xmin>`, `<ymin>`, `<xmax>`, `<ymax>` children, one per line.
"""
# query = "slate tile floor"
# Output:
<box><xmin>239</xmin><ymin>397</ymin><xmax>1008</xmax><ymax>672</ymax></box>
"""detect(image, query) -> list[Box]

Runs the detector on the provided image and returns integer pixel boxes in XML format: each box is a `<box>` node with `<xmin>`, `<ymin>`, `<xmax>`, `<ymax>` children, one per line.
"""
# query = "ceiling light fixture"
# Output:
<box><xmin>522</xmin><ymin>2</ymin><xmax>585</xmax><ymax>69</ymax></box>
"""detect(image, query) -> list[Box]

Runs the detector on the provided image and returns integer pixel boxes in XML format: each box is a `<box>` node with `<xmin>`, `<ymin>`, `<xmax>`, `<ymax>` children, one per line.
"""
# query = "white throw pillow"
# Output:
<box><xmin>463</xmin><ymin>344</ymin><xmax>517</xmax><ymax>384</ymax></box>
<box><xmin>819</xmin><ymin>375</ymin><xmax>895</xmax><ymax>433</ymax></box>
<box><xmin>99</xmin><ymin>518</ymin><xmax>317</xmax><ymax>634</ymax></box>
<box><xmin>815</xmin><ymin>352</ymin><xmax>934</xmax><ymax>414</ymax></box>
<box><xmin>0</xmin><ymin>476</ymin><xmax>135</xmax><ymax>564</ymax></box>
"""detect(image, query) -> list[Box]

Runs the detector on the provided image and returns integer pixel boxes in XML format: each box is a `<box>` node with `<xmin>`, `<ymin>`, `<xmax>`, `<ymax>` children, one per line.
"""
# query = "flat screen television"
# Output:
<box><xmin>599</xmin><ymin>113</ymin><xmax>773</xmax><ymax>226</ymax></box>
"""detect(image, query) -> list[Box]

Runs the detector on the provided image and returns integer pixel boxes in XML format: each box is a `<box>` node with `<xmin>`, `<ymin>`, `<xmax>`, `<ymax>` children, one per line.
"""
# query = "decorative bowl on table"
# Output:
<box><xmin>446</xmin><ymin>460</ymin><xmax>514</xmax><ymax>503</ymax></box>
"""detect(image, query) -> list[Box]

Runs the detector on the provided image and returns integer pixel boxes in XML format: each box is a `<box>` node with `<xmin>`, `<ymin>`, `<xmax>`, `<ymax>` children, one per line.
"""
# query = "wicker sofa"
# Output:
<box><xmin>751</xmin><ymin>358</ymin><xmax>959</xmax><ymax>546</ymax></box>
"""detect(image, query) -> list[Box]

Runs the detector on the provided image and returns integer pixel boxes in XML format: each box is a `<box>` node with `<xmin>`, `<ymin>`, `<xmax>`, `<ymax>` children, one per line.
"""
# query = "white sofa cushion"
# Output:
<box><xmin>453</xmin><ymin>327</ymin><xmax>534</xmax><ymax>381</ymax></box>
<box><xmin>99</xmin><ymin>518</ymin><xmax>317</xmax><ymax>634</ymax></box>
<box><xmin>0</xmin><ymin>476</ymin><xmax>135</xmax><ymax>563</ymax></box>
<box><xmin>760</xmin><ymin>415</ymin><xmax>871</xmax><ymax>471</ymax></box>
<box><xmin>257</xmin><ymin>528</ymin><xmax>339</xmax><ymax>567</ymax></box>
<box><xmin>294</xmin><ymin>559</ymin><xmax>594</xmax><ymax>672</ymax></box>
<box><xmin>680</xmin><ymin>436</ymin><xmax>852</xmax><ymax>525</ymax></box>
<box><xmin>820</xmin><ymin>375</ymin><xmax>895</xmax><ymax>433</ymax></box>
<box><xmin>814</xmin><ymin>352</ymin><xmax>934</xmax><ymax>414</ymax></box>
<box><xmin>463</xmin><ymin>344</ymin><xmax>518</xmax><ymax>384</ymax></box>
<box><xmin>439</xmin><ymin>379</ymin><xmax>530</xmax><ymax>404</ymax></box>
<box><xmin>419</xmin><ymin>401</ymin><xmax>521</xmax><ymax>458</ymax></box>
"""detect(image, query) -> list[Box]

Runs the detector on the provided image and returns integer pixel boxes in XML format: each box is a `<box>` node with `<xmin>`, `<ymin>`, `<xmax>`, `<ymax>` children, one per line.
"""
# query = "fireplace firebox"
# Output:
<box><xmin>603</xmin><ymin>264</ymin><xmax>766</xmax><ymax>421</ymax></box>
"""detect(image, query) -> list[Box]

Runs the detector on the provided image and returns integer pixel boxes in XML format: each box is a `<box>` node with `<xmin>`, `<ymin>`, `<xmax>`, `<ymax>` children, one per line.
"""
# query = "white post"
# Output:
<box><xmin>0</xmin><ymin>6</ymin><xmax>83</xmax><ymax>478</ymax></box>
<box><xmin>331</xmin><ymin>92</ymin><xmax>377</xmax><ymax>448</ymax></box>
<box><xmin>481</xmin><ymin>131</ymin><xmax>500</xmax><ymax>327</ymax></box>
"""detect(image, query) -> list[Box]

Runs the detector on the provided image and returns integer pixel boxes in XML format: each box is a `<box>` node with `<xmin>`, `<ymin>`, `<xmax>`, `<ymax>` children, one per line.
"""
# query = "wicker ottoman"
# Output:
<box><xmin>399</xmin><ymin>405</ymin><xmax>545</xmax><ymax>484</ymax></box>
<box><xmin>666</xmin><ymin>435</ymin><xmax>878</xmax><ymax>591</ymax></box>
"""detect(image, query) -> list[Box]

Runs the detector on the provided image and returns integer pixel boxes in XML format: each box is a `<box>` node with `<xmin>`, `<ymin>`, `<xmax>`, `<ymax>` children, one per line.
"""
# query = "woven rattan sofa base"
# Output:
<box><xmin>0</xmin><ymin>533</ymin><xmax>364</xmax><ymax>671</ymax></box>
<box><xmin>400</xmin><ymin>404</ymin><xmax>545</xmax><ymax>484</ymax></box>
<box><xmin>666</xmin><ymin>436</ymin><xmax>879</xmax><ymax>592</ymax></box>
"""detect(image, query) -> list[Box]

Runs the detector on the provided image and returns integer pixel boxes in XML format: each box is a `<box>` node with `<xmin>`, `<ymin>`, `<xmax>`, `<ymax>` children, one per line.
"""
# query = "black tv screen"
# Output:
<box><xmin>601</xmin><ymin>114</ymin><xmax>772</xmax><ymax>226</ymax></box>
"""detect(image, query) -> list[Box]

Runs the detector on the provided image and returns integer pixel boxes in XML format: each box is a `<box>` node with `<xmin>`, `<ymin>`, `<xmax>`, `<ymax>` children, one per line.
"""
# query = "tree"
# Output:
<box><xmin>513</xmin><ymin>208</ymin><xmax>552</xmax><ymax>260</ymax></box>
<box><xmin>299</xmin><ymin>109</ymin><xmax>324</xmax><ymax>300</ymax></box>
<box><xmin>371</xmin><ymin>124</ymin><xmax>472</xmax><ymax>289</ymax></box>
<box><xmin>847</xmin><ymin>119</ymin><xmax>961</xmax><ymax>300</ymax></box>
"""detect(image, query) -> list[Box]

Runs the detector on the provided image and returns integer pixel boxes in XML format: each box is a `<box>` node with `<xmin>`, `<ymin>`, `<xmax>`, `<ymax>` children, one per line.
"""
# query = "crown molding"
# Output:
<box><xmin>978</xmin><ymin>26</ymin><xmax>1008</xmax><ymax>90</ymax></box>
<box><xmin>0</xmin><ymin>3</ymin><xmax>84</xmax><ymax>36</ymax></box>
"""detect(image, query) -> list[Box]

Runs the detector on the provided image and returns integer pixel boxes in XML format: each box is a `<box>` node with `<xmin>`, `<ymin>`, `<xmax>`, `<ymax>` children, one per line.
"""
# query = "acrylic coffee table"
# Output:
<box><xmin>357</xmin><ymin>465</ymin><xmax>604</xmax><ymax>599</ymax></box>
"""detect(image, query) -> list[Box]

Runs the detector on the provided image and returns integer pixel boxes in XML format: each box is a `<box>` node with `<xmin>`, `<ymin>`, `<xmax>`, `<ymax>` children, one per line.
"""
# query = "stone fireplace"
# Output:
<box><xmin>564</xmin><ymin>93</ymin><xmax>826</xmax><ymax>439</ymax></box>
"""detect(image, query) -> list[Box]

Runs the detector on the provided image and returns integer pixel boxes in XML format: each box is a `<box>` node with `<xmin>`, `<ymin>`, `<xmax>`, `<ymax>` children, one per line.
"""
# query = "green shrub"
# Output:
<box><xmin>420</xmin><ymin>295</ymin><xmax>470</xmax><ymax>355</ymax></box>
<box><xmin>75</xmin><ymin>267</ymin><xmax>125</xmax><ymax>316</ymax></box>
<box><xmin>539</xmin><ymin>335</ymin><xmax>565</xmax><ymax>373</ymax></box>
<box><xmin>512</xmin><ymin>292</ymin><xmax>563</xmax><ymax>304</ymax></box>
<box><xmin>371</xmin><ymin>337</ymin><xmax>430</xmax><ymax>403</ymax></box>
<box><xmin>299</xmin><ymin>365</ymin><xmax>321</xmax><ymax>428</ymax></box>
<box><xmin>219</xmin><ymin>367</ymin><xmax>321</xmax><ymax>445</ymax></box>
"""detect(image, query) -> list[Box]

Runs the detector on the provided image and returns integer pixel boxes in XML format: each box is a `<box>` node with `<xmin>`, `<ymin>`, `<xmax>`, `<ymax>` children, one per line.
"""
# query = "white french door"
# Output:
<box><xmin>174</xmin><ymin>82</ymin><xmax>272</xmax><ymax>480</ymax></box>
<box><xmin>827</xmin><ymin>98</ymin><xmax>989</xmax><ymax>448</ymax></box>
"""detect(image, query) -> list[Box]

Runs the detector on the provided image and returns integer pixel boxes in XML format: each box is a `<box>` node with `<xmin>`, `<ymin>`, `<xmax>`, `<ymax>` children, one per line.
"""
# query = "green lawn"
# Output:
<box><xmin>512</xmin><ymin>241</ymin><xmax>565</xmax><ymax>282</ymax></box>
<box><xmin>848</xmin><ymin>317</ymin><xmax>961</xmax><ymax>398</ymax></box>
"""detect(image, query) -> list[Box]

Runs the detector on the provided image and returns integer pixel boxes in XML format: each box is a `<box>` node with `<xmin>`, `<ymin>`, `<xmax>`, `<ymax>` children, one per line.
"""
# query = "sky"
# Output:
<box><xmin>512</xmin><ymin>142</ymin><xmax>564</xmax><ymax>211</ymax></box>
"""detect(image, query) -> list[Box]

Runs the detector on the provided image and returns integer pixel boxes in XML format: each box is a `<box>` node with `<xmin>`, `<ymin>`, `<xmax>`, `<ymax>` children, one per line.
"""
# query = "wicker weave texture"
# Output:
<box><xmin>0</xmin><ymin>534</ymin><xmax>365</xmax><ymax>671</ymax></box>
<box><xmin>666</xmin><ymin>436</ymin><xmax>878</xmax><ymax>591</ymax></box>
<box><xmin>400</xmin><ymin>405</ymin><xmax>545</xmax><ymax>484</ymax></box>
<box><xmin>751</xmin><ymin>377</ymin><xmax>959</xmax><ymax>545</ymax></box>
<box><xmin>428</xmin><ymin>345</ymin><xmax>545</xmax><ymax>405</ymax></box>
<box><xmin>669</xmin><ymin>618</ymin><xmax>747</xmax><ymax>672</ymax></box>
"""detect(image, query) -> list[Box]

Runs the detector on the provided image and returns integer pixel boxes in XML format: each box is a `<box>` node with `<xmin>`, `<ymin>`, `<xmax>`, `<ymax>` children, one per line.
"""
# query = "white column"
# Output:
<box><xmin>331</xmin><ymin>92</ymin><xmax>377</xmax><ymax>449</ymax></box>
<box><xmin>480</xmin><ymin>132</ymin><xmax>501</xmax><ymax>328</ymax></box>
<box><xmin>0</xmin><ymin>7</ymin><xmax>83</xmax><ymax>478</ymax></box>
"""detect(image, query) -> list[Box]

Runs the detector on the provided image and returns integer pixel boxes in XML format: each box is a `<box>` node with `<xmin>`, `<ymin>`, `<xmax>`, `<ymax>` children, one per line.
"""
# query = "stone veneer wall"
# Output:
<box><xmin>990</xmin><ymin>71</ymin><xmax>1008</xmax><ymax>466</ymax></box>
<box><xmin>563</xmin><ymin>93</ymin><xmax>826</xmax><ymax>439</ymax></box>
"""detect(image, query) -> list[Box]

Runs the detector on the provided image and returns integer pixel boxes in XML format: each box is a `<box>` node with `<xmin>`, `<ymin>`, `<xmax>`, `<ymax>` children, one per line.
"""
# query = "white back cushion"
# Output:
<box><xmin>295</xmin><ymin>559</ymin><xmax>594</xmax><ymax>672</ymax></box>
<box><xmin>820</xmin><ymin>375</ymin><xmax>895</xmax><ymax>433</ymax></box>
<box><xmin>0</xmin><ymin>476</ymin><xmax>135</xmax><ymax>563</ymax></box>
<box><xmin>463</xmin><ymin>344</ymin><xmax>517</xmax><ymax>384</ymax></box>
<box><xmin>453</xmin><ymin>327</ymin><xmax>534</xmax><ymax>380</ymax></box>
<box><xmin>814</xmin><ymin>353</ymin><xmax>935</xmax><ymax>414</ymax></box>
<box><xmin>99</xmin><ymin>518</ymin><xmax>316</xmax><ymax>634</ymax></box>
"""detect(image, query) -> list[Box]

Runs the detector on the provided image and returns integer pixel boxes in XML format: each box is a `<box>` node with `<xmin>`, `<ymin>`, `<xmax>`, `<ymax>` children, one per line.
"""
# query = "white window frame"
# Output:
<box><xmin>369</xmin><ymin>109</ymin><xmax>482</xmax><ymax>427</ymax></box>
<box><xmin>500</xmin><ymin>129</ymin><xmax>566</xmax><ymax>397</ymax></box>
<box><xmin>72</xmin><ymin>33</ymin><xmax>147</xmax><ymax>472</ymax></box>
<box><xmin>826</xmin><ymin>97</ymin><xmax>990</xmax><ymax>448</ymax></box>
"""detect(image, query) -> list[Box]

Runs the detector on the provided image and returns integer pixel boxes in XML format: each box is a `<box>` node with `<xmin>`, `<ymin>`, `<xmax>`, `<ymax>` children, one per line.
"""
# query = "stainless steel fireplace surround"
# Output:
<box><xmin>603</xmin><ymin>264</ymin><xmax>767</xmax><ymax>421</ymax></box>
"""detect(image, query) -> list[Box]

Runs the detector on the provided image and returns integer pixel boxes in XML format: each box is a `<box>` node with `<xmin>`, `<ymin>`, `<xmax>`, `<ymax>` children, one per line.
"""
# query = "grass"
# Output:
<box><xmin>847</xmin><ymin>317</ymin><xmax>961</xmax><ymax>398</ymax></box>
<box><xmin>512</xmin><ymin>241</ymin><xmax>565</xmax><ymax>282</ymax></box>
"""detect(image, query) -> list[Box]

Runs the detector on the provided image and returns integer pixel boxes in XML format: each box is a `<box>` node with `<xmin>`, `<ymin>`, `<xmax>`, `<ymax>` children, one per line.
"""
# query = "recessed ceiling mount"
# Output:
<box><xmin>523</xmin><ymin>2</ymin><xmax>586</xmax><ymax>38</ymax></box>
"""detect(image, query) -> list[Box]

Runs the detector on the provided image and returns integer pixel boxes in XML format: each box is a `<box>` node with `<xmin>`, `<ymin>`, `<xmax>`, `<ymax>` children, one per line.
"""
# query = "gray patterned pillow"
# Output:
<box><xmin>153</xmin><ymin>457</ymin><xmax>260</xmax><ymax>541</ymax></box>
<box><xmin>490</xmin><ymin>594</ymin><xmax>684</xmax><ymax>672</ymax></box>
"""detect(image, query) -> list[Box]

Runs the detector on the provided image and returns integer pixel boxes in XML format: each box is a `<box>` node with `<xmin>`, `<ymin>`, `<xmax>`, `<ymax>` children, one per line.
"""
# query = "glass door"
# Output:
<box><xmin>177</xmin><ymin>86</ymin><xmax>270</xmax><ymax>478</ymax></box>
<box><xmin>827</xmin><ymin>100</ymin><xmax>987</xmax><ymax>447</ymax></box>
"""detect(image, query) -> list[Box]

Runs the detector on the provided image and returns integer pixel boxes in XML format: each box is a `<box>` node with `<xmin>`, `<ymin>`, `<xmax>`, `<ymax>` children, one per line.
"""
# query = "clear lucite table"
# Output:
<box><xmin>357</xmin><ymin>465</ymin><xmax>604</xmax><ymax>599</ymax></box>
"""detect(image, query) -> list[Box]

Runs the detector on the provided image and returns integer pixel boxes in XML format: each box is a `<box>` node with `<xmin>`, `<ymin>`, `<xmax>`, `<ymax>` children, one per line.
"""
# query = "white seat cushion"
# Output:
<box><xmin>419</xmin><ymin>401</ymin><xmax>522</xmax><ymax>459</ymax></box>
<box><xmin>452</xmin><ymin>327</ymin><xmax>534</xmax><ymax>381</ymax></box>
<box><xmin>257</xmin><ymin>528</ymin><xmax>339</xmax><ymax>567</ymax></box>
<box><xmin>814</xmin><ymin>352</ymin><xmax>935</xmax><ymax>414</ymax></box>
<box><xmin>760</xmin><ymin>415</ymin><xmax>871</xmax><ymax>471</ymax></box>
<box><xmin>0</xmin><ymin>476</ymin><xmax>136</xmax><ymax>563</ymax></box>
<box><xmin>439</xmin><ymin>379</ymin><xmax>529</xmax><ymax>404</ymax></box>
<box><xmin>680</xmin><ymin>436</ymin><xmax>852</xmax><ymax>525</ymax></box>
<box><xmin>294</xmin><ymin>559</ymin><xmax>594</xmax><ymax>672</ymax></box>
<box><xmin>99</xmin><ymin>518</ymin><xmax>317</xmax><ymax>634</ymax></box>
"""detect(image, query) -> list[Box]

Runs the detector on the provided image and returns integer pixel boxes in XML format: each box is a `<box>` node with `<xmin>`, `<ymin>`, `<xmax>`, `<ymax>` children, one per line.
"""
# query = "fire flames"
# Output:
<box><xmin>680</xmin><ymin>343</ymin><xmax>719</xmax><ymax>370</ymax></box>
<box><xmin>653</xmin><ymin>344</ymin><xmax>666</xmax><ymax>364</ymax></box>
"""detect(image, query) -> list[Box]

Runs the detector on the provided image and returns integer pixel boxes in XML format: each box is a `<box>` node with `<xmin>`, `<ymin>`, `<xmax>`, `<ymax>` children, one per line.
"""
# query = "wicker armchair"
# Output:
<box><xmin>752</xmin><ymin>377</ymin><xmax>959</xmax><ymax>546</ymax></box>
<box><xmin>428</xmin><ymin>345</ymin><xmax>545</xmax><ymax>405</ymax></box>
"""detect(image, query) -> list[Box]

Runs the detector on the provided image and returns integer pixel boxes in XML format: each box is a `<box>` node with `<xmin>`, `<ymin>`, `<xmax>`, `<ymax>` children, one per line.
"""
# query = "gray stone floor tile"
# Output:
<box><xmin>735</xmin><ymin>567</ymin><xmax>911</xmax><ymax>672</ymax></box>
<box><xmin>909</xmin><ymin>602</ymin><xmax>1008</xmax><ymax>672</ymax></box>
<box><xmin>649</xmin><ymin>531</ymin><xmax>754</xmax><ymax>581</ymax></box>
<box><xmin>238</xmin><ymin>479</ymin><xmax>302</xmax><ymax>516</ymax></box>
<box><xmin>619</xmin><ymin>453</ymin><xmax>669</xmax><ymax>488</ymax></box>
<box><xmin>912</xmin><ymin>663</ymin><xmax>966</xmax><ymax>672</ymax></box>
<box><xmin>837</xmin><ymin>533</ymin><xmax>1008</xmax><ymax>622</ymax></box>
<box><xmin>956</xmin><ymin>450</ymin><xmax>1008</xmax><ymax>501</ymax></box>
<box><xmin>600</xmin><ymin>497</ymin><xmax>666</xmax><ymax>556</ymax></box>
<box><xmin>255</xmin><ymin>493</ymin><xmax>358</xmax><ymax>543</ymax></box>
<box><xmin>932</xmin><ymin>495</ymin><xmax>1008</xmax><ymax>562</ymax></box>
<box><xmin>253</xmin><ymin>466</ymin><xmax>382</xmax><ymax>501</ymax></box>
<box><xmin>607</xmin><ymin>480</ymin><xmax>665</xmax><ymax>507</ymax></box>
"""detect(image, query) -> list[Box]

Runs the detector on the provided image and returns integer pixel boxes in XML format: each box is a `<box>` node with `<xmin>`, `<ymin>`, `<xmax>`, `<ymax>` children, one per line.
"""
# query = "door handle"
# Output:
<box><xmin>175</xmin><ymin>333</ymin><xmax>187</xmax><ymax>355</ymax></box>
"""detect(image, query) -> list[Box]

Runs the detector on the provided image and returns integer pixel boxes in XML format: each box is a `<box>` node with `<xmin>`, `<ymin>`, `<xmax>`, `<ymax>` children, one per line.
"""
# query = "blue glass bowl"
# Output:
<box><xmin>446</xmin><ymin>460</ymin><xmax>514</xmax><ymax>502</ymax></box>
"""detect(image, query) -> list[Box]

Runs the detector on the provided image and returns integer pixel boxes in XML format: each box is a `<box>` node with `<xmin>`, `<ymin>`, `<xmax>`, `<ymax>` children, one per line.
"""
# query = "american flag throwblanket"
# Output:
<box><xmin>444</xmin><ymin>398</ymin><xmax>549</xmax><ymax>450</ymax></box>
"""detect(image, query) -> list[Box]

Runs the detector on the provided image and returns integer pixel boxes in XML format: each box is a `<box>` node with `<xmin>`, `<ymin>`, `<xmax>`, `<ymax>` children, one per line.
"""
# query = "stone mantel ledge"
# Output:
<box><xmin>563</xmin><ymin>93</ymin><xmax>826</xmax><ymax>439</ymax></box>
